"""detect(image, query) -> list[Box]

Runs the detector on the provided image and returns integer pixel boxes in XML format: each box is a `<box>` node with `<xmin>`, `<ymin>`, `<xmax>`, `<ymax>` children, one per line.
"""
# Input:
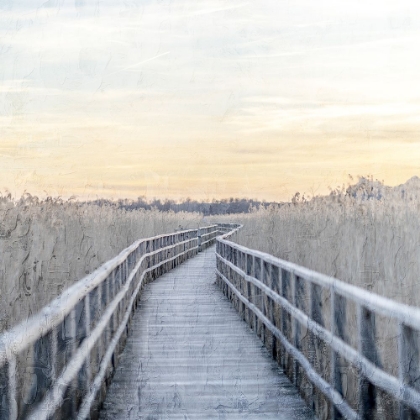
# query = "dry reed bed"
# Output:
<box><xmin>232</xmin><ymin>177</ymin><xmax>420</xmax><ymax>307</ymax></box>
<box><xmin>218</xmin><ymin>177</ymin><xmax>420</xmax><ymax>418</ymax></box>
<box><xmin>0</xmin><ymin>194</ymin><xmax>202</xmax><ymax>333</ymax></box>
<box><xmin>2</xmin><ymin>178</ymin><xmax>419</xmax><ymax>417</ymax></box>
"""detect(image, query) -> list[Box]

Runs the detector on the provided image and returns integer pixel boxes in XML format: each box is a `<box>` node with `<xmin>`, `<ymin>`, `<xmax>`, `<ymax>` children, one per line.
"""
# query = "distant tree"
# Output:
<box><xmin>82</xmin><ymin>196</ymin><xmax>282</xmax><ymax>215</ymax></box>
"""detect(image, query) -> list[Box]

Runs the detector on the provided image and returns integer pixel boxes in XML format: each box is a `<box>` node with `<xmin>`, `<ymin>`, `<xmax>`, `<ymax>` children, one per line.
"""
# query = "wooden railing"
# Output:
<box><xmin>216</xmin><ymin>226</ymin><xmax>420</xmax><ymax>419</ymax></box>
<box><xmin>0</xmin><ymin>225</ymin><xmax>220</xmax><ymax>420</ymax></box>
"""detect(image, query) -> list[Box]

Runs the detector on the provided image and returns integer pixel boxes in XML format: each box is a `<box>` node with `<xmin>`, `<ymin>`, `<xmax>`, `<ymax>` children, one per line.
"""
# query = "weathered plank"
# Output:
<box><xmin>99</xmin><ymin>246</ymin><xmax>314</xmax><ymax>419</ymax></box>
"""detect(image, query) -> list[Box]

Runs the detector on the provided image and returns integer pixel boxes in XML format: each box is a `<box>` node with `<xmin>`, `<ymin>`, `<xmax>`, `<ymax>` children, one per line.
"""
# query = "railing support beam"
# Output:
<box><xmin>216</xmin><ymin>225</ymin><xmax>420</xmax><ymax>420</ymax></box>
<box><xmin>0</xmin><ymin>224</ymin><xmax>227</xmax><ymax>420</ymax></box>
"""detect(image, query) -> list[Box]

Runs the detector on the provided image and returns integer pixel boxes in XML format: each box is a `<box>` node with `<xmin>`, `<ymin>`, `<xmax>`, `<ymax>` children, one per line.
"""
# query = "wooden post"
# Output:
<box><xmin>197</xmin><ymin>229</ymin><xmax>202</xmax><ymax>253</ymax></box>
<box><xmin>358</xmin><ymin>304</ymin><xmax>378</xmax><ymax>419</ymax></box>
<box><xmin>82</xmin><ymin>294</ymin><xmax>92</xmax><ymax>392</ymax></box>
<box><xmin>398</xmin><ymin>322</ymin><xmax>420</xmax><ymax>420</ymax></box>
<box><xmin>240</xmin><ymin>252</ymin><xmax>246</xmax><ymax>321</ymax></box>
<box><xmin>0</xmin><ymin>356</ymin><xmax>17</xmax><ymax>420</ymax></box>
<box><xmin>281</xmin><ymin>269</ymin><xmax>290</xmax><ymax>372</ymax></box>
<box><xmin>254</xmin><ymin>257</ymin><xmax>262</xmax><ymax>337</ymax></box>
<box><xmin>308</xmin><ymin>283</ymin><xmax>316</xmax><ymax>411</ymax></box>
<box><xmin>262</xmin><ymin>261</ymin><xmax>271</xmax><ymax>348</ymax></box>
<box><xmin>246</xmin><ymin>254</ymin><xmax>253</xmax><ymax>330</ymax></box>
<box><xmin>291</xmin><ymin>273</ymin><xmax>298</xmax><ymax>386</ymax></box>
<box><xmin>271</xmin><ymin>265</ymin><xmax>279</xmax><ymax>362</ymax></box>
<box><xmin>232</xmin><ymin>248</ymin><xmax>238</xmax><ymax>311</ymax></box>
<box><xmin>330</xmin><ymin>289</ymin><xmax>347</xmax><ymax>419</ymax></box>
<box><xmin>59</xmin><ymin>309</ymin><xmax>77</xmax><ymax>417</ymax></box>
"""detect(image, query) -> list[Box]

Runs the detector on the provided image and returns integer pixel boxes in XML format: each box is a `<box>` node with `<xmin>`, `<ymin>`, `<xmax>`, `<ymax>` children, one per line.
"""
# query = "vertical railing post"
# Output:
<box><xmin>96</xmin><ymin>285</ymin><xmax>103</xmax><ymax>365</ymax></box>
<box><xmin>198</xmin><ymin>228</ymin><xmax>202</xmax><ymax>252</ymax></box>
<box><xmin>308</xmin><ymin>282</ymin><xmax>316</xmax><ymax>411</ymax></box>
<box><xmin>357</xmin><ymin>304</ymin><xmax>378</xmax><ymax>419</ymax></box>
<box><xmin>252</xmin><ymin>256</ymin><xmax>258</xmax><ymax>332</ymax></box>
<box><xmin>262</xmin><ymin>261</ymin><xmax>270</xmax><ymax>347</ymax></box>
<box><xmin>330</xmin><ymin>288</ymin><xmax>346</xmax><ymax>419</ymax></box>
<box><xmin>336</xmin><ymin>292</ymin><xmax>347</xmax><ymax>418</ymax></box>
<box><xmin>271</xmin><ymin>265</ymin><xmax>279</xmax><ymax>362</ymax></box>
<box><xmin>0</xmin><ymin>355</ymin><xmax>17</xmax><ymax>420</ymax></box>
<box><xmin>102</xmin><ymin>279</ymin><xmax>109</xmax><ymax>346</ymax></box>
<box><xmin>0</xmin><ymin>361</ymin><xmax>8</xmax><ymax>420</ymax></box>
<box><xmin>82</xmin><ymin>294</ymin><xmax>92</xmax><ymax>392</ymax></box>
<box><xmin>240</xmin><ymin>252</ymin><xmax>246</xmax><ymax>321</ymax></box>
<box><xmin>309</xmin><ymin>282</ymin><xmax>326</xmax><ymax>414</ymax></box>
<box><xmin>246</xmin><ymin>254</ymin><xmax>253</xmax><ymax>329</ymax></box>
<box><xmin>163</xmin><ymin>237</ymin><xmax>167</xmax><ymax>272</ymax></box>
<box><xmin>224</xmin><ymin>245</ymin><xmax>229</xmax><ymax>296</ymax></box>
<box><xmin>295</xmin><ymin>274</ymin><xmax>308</xmax><ymax>391</ymax></box>
<box><xmin>234</xmin><ymin>248</ymin><xmax>239</xmax><ymax>312</ymax></box>
<box><xmin>58</xmin><ymin>309</ymin><xmax>77</xmax><ymax>417</ymax></box>
<box><xmin>398</xmin><ymin>322</ymin><xmax>420</xmax><ymax>420</ymax></box>
<box><xmin>225</xmin><ymin>245</ymin><xmax>230</xmax><ymax>299</ymax></box>
<box><xmin>69</xmin><ymin>309</ymin><xmax>78</xmax><ymax>415</ymax></box>
<box><xmin>28</xmin><ymin>327</ymin><xmax>57</xmax><ymax>412</ymax></box>
<box><xmin>330</xmin><ymin>288</ymin><xmax>337</xmax><ymax>419</ymax></box>
<box><xmin>281</xmin><ymin>269</ymin><xmax>290</xmax><ymax>372</ymax></box>
<box><xmin>216</xmin><ymin>242</ymin><xmax>223</xmax><ymax>288</ymax></box>
<box><xmin>229</xmin><ymin>246</ymin><xmax>234</xmax><ymax>300</ymax></box>
<box><xmin>253</xmin><ymin>257</ymin><xmax>262</xmax><ymax>338</ymax></box>
<box><xmin>291</xmin><ymin>273</ymin><xmax>298</xmax><ymax>386</ymax></box>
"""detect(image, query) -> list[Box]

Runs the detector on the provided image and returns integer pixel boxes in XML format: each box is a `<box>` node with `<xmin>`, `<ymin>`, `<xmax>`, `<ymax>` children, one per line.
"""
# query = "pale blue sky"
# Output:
<box><xmin>1</xmin><ymin>0</ymin><xmax>420</xmax><ymax>200</ymax></box>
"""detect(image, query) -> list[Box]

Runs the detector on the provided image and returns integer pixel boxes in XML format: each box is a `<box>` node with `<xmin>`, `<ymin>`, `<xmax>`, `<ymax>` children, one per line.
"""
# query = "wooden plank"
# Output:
<box><xmin>100</xmin><ymin>246</ymin><xmax>314</xmax><ymax>419</ymax></box>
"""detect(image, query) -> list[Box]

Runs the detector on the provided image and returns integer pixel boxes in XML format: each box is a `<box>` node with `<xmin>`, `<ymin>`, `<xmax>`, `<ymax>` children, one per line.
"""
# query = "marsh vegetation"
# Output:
<box><xmin>0</xmin><ymin>194</ymin><xmax>202</xmax><ymax>332</ymax></box>
<box><xmin>224</xmin><ymin>176</ymin><xmax>420</xmax><ymax>307</ymax></box>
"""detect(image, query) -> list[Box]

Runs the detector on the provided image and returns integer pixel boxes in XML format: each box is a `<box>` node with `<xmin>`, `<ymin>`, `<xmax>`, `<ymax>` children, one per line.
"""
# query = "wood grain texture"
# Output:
<box><xmin>100</xmin><ymin>246</ymin><xmax>313</xmax><ymax>420</ymax></box>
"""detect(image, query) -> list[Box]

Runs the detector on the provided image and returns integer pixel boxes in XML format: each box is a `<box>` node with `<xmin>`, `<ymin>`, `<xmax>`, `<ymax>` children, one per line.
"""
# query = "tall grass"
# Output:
<box><xmin>4</xmin><ymin>178</ymin><xmax>418</xmax><ymax>418</ymax></box>
<box><xmin>0</xmin><ymin>194</ymin><xmax>203</xmax><ymax>332</ymax></box>
<box><xmin>214</xmin><ymin>177</ymin><xmax>420</xmax><ymax>417</ymax></box>
<box><xmin>223</xmin><ymin>176</ymin><xmax>420</xmax><ymax>308</ymax></box>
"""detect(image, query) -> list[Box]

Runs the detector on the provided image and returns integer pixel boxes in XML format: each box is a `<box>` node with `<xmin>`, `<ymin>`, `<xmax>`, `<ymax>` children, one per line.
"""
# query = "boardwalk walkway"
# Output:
<box><xmin>99</xmin><ymin>246</ymin><xmax>314</xmax><ymax>420</ymax></box>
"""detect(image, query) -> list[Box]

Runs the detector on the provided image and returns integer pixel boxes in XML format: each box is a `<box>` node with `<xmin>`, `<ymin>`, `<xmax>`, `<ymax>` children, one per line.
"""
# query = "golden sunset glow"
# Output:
<box><xmin>1</xmin><ymin>0</ymin><xmax>420</xmax><ymax>201</ymax></box>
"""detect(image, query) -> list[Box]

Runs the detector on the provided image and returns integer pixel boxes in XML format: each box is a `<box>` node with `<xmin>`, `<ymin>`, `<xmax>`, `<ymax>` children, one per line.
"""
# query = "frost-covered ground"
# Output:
<box><xmin>0</xmin><ymin>195</ymin><xmax>203</xmax><ymax>332</ymax></box>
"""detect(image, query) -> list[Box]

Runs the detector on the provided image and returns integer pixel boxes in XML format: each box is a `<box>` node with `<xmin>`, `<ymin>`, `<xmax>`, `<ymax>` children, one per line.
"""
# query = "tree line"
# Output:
<box><xmin>88</xmin><ymin>197</ymin><xmax>282</xmax><ymax>215</ymax></box>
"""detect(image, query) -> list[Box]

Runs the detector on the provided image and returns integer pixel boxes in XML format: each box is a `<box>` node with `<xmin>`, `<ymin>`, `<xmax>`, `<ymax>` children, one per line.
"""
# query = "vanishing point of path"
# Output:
<box><xmin>99</xmin><ymin>246</ymin><xmax>314</xmax><ymax>420</ymax></box>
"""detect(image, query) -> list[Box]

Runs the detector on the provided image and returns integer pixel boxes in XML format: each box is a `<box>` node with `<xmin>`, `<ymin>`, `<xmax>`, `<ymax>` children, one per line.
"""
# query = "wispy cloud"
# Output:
<box><xmin>1</xmin><ymin>0</ymin><xmax>420</xmax><ymax>200</ymax></box>
<box><xmin>105</xmin><ymin>52</ymin><xmax>171</xmax><ymax>76</ymax></box>
<box><xmin>169</xmin><ymin>3</ymin><xmax>249</xmax><ymax>19</ymax></box>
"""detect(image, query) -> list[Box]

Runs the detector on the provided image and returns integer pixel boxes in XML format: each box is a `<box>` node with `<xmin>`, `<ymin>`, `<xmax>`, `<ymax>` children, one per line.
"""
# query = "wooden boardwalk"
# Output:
<box><xmin>99</xmin><ymin>246</ymin><xmax>314</xmax><ymax>420</ymax></box>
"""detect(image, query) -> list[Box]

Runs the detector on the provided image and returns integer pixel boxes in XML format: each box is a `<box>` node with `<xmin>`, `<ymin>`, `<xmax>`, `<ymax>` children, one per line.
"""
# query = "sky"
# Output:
<box><xmin>1</xmin><ymin>0</ymin><xmax>420</xmax><ymax>201</ymax></box>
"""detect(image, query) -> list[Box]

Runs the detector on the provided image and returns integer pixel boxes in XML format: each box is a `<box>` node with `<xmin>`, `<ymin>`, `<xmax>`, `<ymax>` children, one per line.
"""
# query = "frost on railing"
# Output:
<box><xmin>216</xmin><ymin>226</ymin><xmax>420</xmax><ymax>420</ymax></box>
<box><xmin>0</xmin><ymin>225</ymin><xmax>220</xmax><ymax>420</ymax></box>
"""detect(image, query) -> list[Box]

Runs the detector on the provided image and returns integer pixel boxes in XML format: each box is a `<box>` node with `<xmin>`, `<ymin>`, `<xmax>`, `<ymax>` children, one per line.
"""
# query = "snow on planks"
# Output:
<box><xmin>99</xmin><ymin>246</ymin><xmax>314</xmax><ymax>420</ymax></box>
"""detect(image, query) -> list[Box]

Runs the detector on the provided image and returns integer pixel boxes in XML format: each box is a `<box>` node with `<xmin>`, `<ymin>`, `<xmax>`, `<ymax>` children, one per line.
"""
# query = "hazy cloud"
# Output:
<box><xmin>1</xmin><ymin>0</ymin><xmax>420</xmax><ymax>200</ymax></box>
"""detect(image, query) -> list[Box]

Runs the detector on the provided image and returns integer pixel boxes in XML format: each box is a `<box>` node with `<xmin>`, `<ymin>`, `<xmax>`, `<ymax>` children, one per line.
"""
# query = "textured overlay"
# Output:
<box><xmin>99</xmin><ymin>246</ymin><xmax>314</xmax><ymax>419</ymax></box>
